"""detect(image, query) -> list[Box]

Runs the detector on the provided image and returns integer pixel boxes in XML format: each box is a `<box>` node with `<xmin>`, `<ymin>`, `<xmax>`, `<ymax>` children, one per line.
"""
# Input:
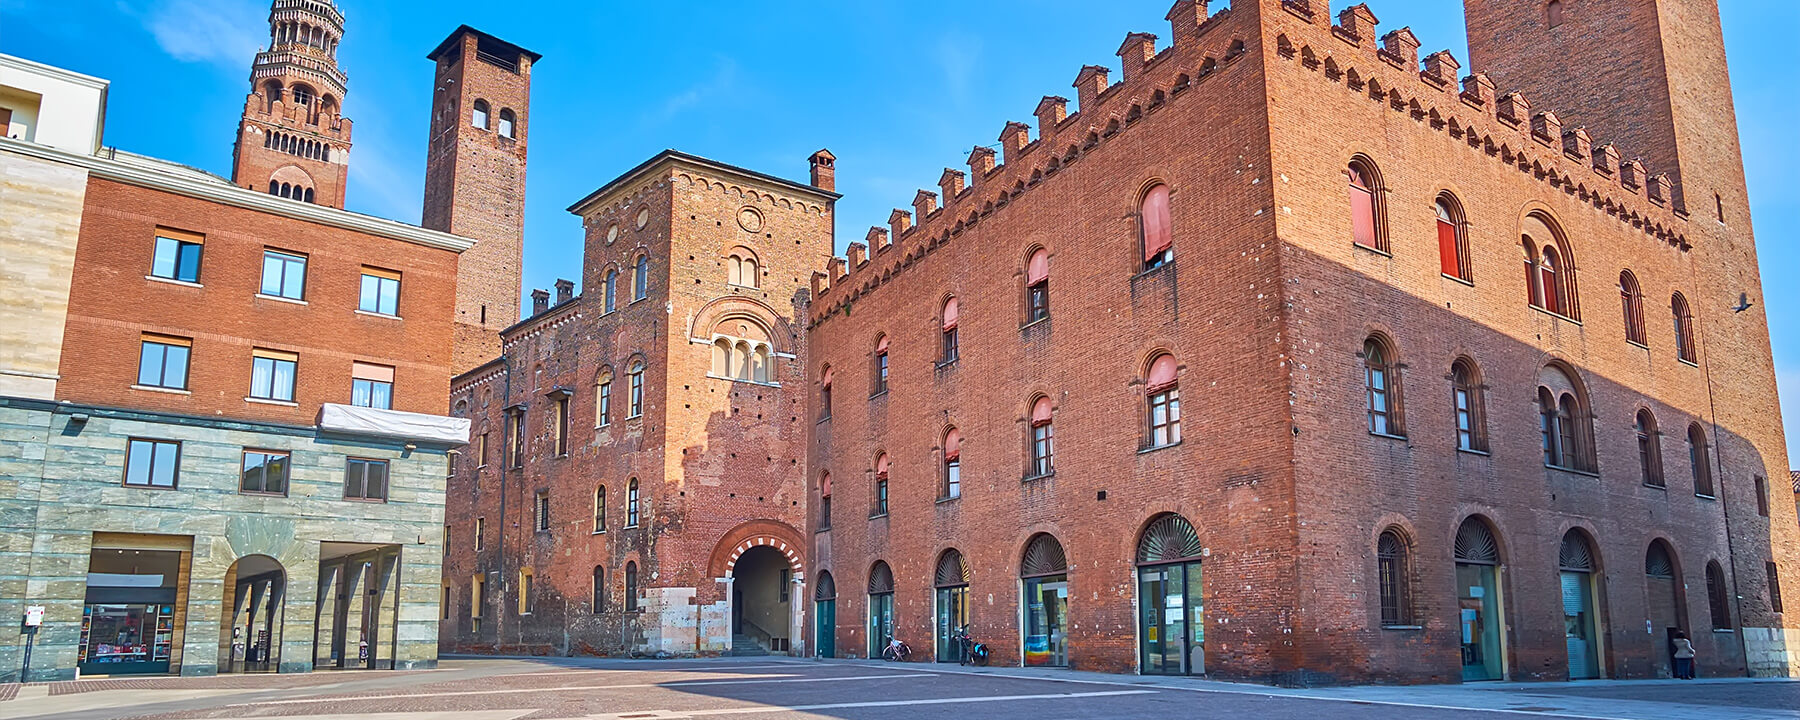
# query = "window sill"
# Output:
<box><xmin>1441</xmin><ymin>273</ymin><xmax>1474</xmax><ymax>287</ymax></box>
<box><xmin>1713</xmin><ymin>629</ymin><xmax>1735</xmax><ymax>634</ymax></box>
<box><xmin>1138</xmin><ymin>440</ymin><xmax>1183</xmax><ymax>455</ymax></box>
<box><xmin>935</xmin><ymin>358</ymin><xmax>959</xmax><ymax>370</ymax></box>
<box><xmin>1696</xmin><ymin>493</ymin><xmax>1718</xmax><ymax>501</ymax></box>
<box><xmin>1020</xmin><ymin>316</ymin><xmax>1050</xmax><ymax>331</ymax></box>
<box><xmin>1678</xmin><ymin>358</ymin><xmax>1700</xmax><ymax>368</ymax></box>
<box><xmin>121</xmin><ymin>483</ymin><xmax>178</xmax><ymax>491</ymax></box>
<box><xmin>1456</xmin><ymin>447</ymin><xmax>1491</xmax><ymax>457</ymax></box>
<box><xmin>816</xmin><ymin>415</ymin><xmax>831</xmax><ymax>425</ymax></box>
<box><xmin>936</xmin><ymin>495</ymin><xmax>961</xmax><ymax>504</ymax></box>
<box><xmin>1380</xmin><ymin>625</ymin><xmax>1424</xmax><ymax>631</ymax></box>
<box><xmin>726</xmin><ymin>282</ymin><xmax>760</xmax><ymax>290</ymax></box>
<box><xmin>1642</xmin><ymin>482</ymin><xmax>1667</xmax><ymax>491</ymax></box>
<box><xmin>246</xmin><ymin>397</ymin><xmax>299</xmax><ymax>407</ymax></box>
<box><xmin>1022</xmin><ymin>472</ymin><xmax>1055</xmax><ymax>483</ymax></box>
<box><xmin>592</xmin><ymin>530</ymin><xmax>606</xmax><ymax>535</ymax></box>
<box><xmin>1544</xmin><ymin>464</ymin><xmax>1600</xmax><ymax>478</ymax></box>
<box><xmin>1132</xmin><ymin>261</ymin><xmax>1174</xmax><ymax>281</ymax></box>
<box><xmin>869</xmin><ymin>390</ymin><xmax>889</xmax><ymax>401</ymax></box>
<box><xmin>816</xmin><ymin>525</ymin><xmax>831</xmax><ymax>534</ymax></box>
<box><xmin>705</xmin><ymin>373</ymin><xmax>780</xmax><ymax>387</ymax></box>
<box><xmin>1626</xmin><ymin>340</ymin><xmax>1650</xmax><ymax>351</ymax></box>
<box><xmin>238</xmin><ymin>490</ymin><xmax>288</xmax><ymax>498</ymax></box>
<box><xmin>867</xmin><ymin>513</ymin><xmax>888</xmax><ymax>520</ymax></box>
<box><xmin>1353</xmin><ymin>243</ymin><xmax>1392</xmax><ymax>258</ymax></box>
<box><xmin>1529</xmin><ymin>306</ymin><xmax>1582</xmax><ymax>325</ymax></box>
<box><xmin>131</xmin><ymin>384</ymin><xmax>191</xmax><ymax>396</ymax></box>
<box><xmin>1369</xmin><ymin>431</ymin><xmax>1408</xmax><ymax>441</ymax></box>
<box><xmin>145</xmin><ymin>275</ymin><xmax>203</xmax><ymax>289</ymax></box>
<box><xmin>625</xmin><ymin>523</ymin><xmax>639</xmax><ymax>529</ymax></box>
<box><xmin>627</xmin><ymin>414</ymin><xmax>643</xmax><ymax>421</ymax></box>
<box><xmin>342</xmin><ymin>497</ymin><xmax>389</xmax><ymax>504</ymax></box>
<box><xmin>355</xmin><ymin>309</ymin><xmax>402</xmax><ymax>321</ymax></box>
<box><xmin>255</xmin><ymin>293</ymin><xmax>308</xmax><ymax>306</ymax></box>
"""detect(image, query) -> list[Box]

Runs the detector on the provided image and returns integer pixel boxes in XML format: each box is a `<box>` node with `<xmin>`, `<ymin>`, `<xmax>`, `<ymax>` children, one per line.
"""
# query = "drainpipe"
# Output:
<box><xmin>1687</xmin><ymin>260</ymin><xmax>1751</xmax><ymax>676</ymax></box>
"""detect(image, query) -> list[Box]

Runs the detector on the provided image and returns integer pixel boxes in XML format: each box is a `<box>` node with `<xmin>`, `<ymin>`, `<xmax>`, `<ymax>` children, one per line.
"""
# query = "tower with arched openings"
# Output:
<box><xmin>229</xmin><ymin>0</ymin><xmax>353</xmax><ymax>208</ymax></box>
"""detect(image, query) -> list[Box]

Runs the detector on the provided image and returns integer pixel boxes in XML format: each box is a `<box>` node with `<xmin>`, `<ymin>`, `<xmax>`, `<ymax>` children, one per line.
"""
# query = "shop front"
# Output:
<box><xmin>80</xmin><ymin>546</ymin><xmax>186</xmax><ymax>677</ymax></box>
<box><xmin>1135</xmin><ymin>514</ymin><xmax>1205</xmax><ymax>676</ymax></box>
<box><xmin>1020</xmin><ymin>533</ymin><xmax>1069</xmax><ymax>667</ymax></box>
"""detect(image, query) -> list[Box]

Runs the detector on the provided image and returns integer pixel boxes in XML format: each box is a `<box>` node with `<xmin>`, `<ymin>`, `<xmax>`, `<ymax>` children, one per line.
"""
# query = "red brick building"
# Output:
<box><xmin>229</xmin><ymin>0</ymin><xmax>353</xmax><ymax>208</ymax></box>
<box><xmin>806</xmin><ymin>0</ymin><xmax>1796</xmax><ymax>684</ymax></box>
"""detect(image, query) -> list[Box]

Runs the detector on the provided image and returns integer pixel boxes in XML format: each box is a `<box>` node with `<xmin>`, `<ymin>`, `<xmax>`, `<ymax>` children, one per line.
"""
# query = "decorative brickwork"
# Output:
<box><xmin>229</xmin><ymin>0</ymin><xmax>352</xmax><ymax>208</ymax></box>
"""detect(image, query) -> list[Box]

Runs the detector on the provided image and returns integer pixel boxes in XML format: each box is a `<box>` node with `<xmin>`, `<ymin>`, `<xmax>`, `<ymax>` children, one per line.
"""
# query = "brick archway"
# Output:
<box><xmin>708</xmin><ymin>519</ymin><xmax>805</xmax><ymax>579</ymax></box>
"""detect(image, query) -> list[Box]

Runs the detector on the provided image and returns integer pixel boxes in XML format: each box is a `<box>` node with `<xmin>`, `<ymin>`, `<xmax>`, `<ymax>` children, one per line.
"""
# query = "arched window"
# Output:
<box><xmin>1637</xmin><ymin>409</ymin><xmax>1664</xmax><ymax>487</ymax></box>
<box><xmin>942</xmin><ymin>427</ymin><xmax>962</xmax><ymax>499</ymax></box>
<box><xmin>634</xmin><ymin>254</ymin><xmax>650</xmax><ymax>301</ymax></box>
<box><xmin>1025</xmin><ymin>248</ymin><xmax>1050</xmax><ymax>322</ymax></box>
<box><xmin>712</xmin><ymin>339</ymin><xmax>731</xmax><ymax>377</ymax></box>
<box><xmin>1347</xmin><ymin>158</ymin><xmax>1386</xmax><ymax>252</ymax></box>
<box><xmin>819</xmin><ymin>366</ymin><xmax>834</xmax><ymax>420</ymax></box>
<box><xmin>1705</xmin><ymin>561</ymin><xmax>1731</xmax><ymax>629</ymax></box>
<box><xmin>497</xmin><ymin>108</ymin><xmax>516</xmax><ymax>139</ymax></box>
<box><xmin>303</xmin><ymin>188</ymin><xmax>314</xmax><ymax>204</ymax></box>
<box><xmin>624</xmin><ymin>561</ymin><xmax>639</xmax><ymax>612</ymax></box>
<box><xmin>872</xmin><ymin>334</ymin><xmax>889</xmax><ymax>395</ymax></box>
<box><xmin>1436</xmin><ymin>194</ymin><xmax>1469</xmax><ymax>280</ymax></box>
<box><xmin>291</xmin><ymin>84</ymin><xmax>314</xmax><ymax>107</ymax></box>
<box><xmin>752</xmin><ymin>344</ymin><xmax>771</xmax><ymax>384</ymax></box>
<box><xmin>626</xmin><ymin>477</ymin><xmax>640</xmax><ymax>527</ymax></box>
<box><xmin>471</xmin><ymin>100</ymin><xmax>490</xmax><ymax>130</ymax></box>
<box><xmin>818</xmin><ymin>471</ymin><xmax>832</xmax><ymax>528</ymax></box>
<box><xmin>268</xmin><ymin>180</ymin><xmax>279</xmax><ymax>195</ymax></box>
<box><xmin>1620</xmin><ymin>271</ymin><xmax>1647</xmax><ymax>345</ymax></box>
<box><xmin>595</xmin><ymin>368</ymin><xmax>613</xmax><ymax>427</ymax></box>
<box><xmin>593</xmin><ymin>484</ymin><xmax>607</xmax><ymax>533</ymax></box>
<box><xmin>1523</xmin><ymin>213</ymin><xmax>1579</xmax><ymax>318</ymax></box>
<box><xmin>1672</xmin><ymin>292</ymin><xmax>1696</xmax><ymax>363</ymax></box>
<box><xmin>592</xmin><ymin>566</ymin><xmax>606</xmax><ymax>613</ymax></box>
<box><xmin>1538</xmin><ymin>365</ymin><xmax>1595</xmax><ymax>472</ymax></box>
<box><xmin>604</xmin><ymin>269</ymin><xmax>618</xmax><ymax>313</ymax></box>
<box><xmin>1140</xmin><ymin>183</ymin><xmax>1173</xmax><ymax>269</ymax></box>
<box><xmin>940</xmin><ymin>296</ymin><xmax>959</xmax><ymax>364</ymax></box>
<box><xmin>1029</xmin><ymin>396</ymin><xmax>1055</xmax><ymax>477</ymax></box>
<box><xmin>1377</xmin><ymin>528</ymin><xmax>1411</xmax><ymax>626</ymax></box>
<box><xmin>627</xmin><ymin>361</ymin><xmax>644</xmax><ymax>418</ymax></box>
<box><xmin>727</xmin><ymin>248</ymin><xmax>760</xmax><ymax>287</ymax></box>
<box><xmin>1364</xmin><ymin>336</ymin><xmax>1403</xmax><ymax>437</ymax></box>
<box><xmin>1451</xmin><ymin>357</ymin><xmax>1486</xmax><ymax>452</ymax></box>
<box><xmin>1688</xmin><ymin>423</ymin><xmax>1713</xmax><ymax>496</ymax></box>
<box><xmin>1547</xmin><ymin>0</ymin><xmax>1566</xmax><ymax>27</ymax></box>
<box><xmin>1146</xmin><ymin>353</ymin><xmax>1181</xmax><ymax>448</ymax></box>
<box><xmin>873</xmin><ymin>453</ymin><xmax>889</xmax><ymax>516</ymax></box>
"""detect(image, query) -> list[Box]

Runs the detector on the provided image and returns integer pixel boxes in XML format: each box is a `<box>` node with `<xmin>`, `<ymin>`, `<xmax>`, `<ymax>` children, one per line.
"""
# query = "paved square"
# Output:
<box><xmin>0</xmin><ymin>658</ymin><xmax>1795</xmax><ymax>720</ymax></box>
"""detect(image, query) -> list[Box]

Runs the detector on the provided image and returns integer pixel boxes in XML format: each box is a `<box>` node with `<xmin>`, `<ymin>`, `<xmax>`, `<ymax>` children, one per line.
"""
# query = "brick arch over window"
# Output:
<box><xmin>268</xmin><ymin>165</ymin><xmax>315</xmax><ymax>203</ymax></box>
<box><xmin>1538</xmin><ymin>362</ymin><xmax>1596</xmax><ymax>472</ymax></box>
<box><xmin>706</xmin><ymin>520</ymin><xmax>806</xmax><ymax>579</ymax></box>
<box><xmin>687</xmin><ymin>296</ymin><xmax>793</xmax><ymax>355</ymax></box>
<box><xmin>1620</xmin><ymin>270</ymin><xmax>1647</xmax><ymax>345</ymax></box>
<box><xmin>1347</xmin><ymin>155</ymin><xmax>1388</xmax><ymax>252</ymax></box>
<box><xmin>1522</xmin><ymin>211</ymin><xmax>1580</xmax><ymax>319</ymax></box>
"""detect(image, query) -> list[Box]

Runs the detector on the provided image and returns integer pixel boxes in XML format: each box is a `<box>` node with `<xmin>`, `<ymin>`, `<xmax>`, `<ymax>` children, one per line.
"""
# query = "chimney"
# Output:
<box><xmin>809</xmin><ymin>148</ymin><xmax>836</xmax><ymax>192</ymax></box>
<box><xmin>1116</xmin><ymin>32</ymin><xmax>1157</xmax><ymax>81</ymax></box>
<box><xmin>531</xmin><ymin>289</ymin><xmax>550</xmax><ymax>315</ymax></box>
<box><xmin>554</xmin><ymin>278</ymin><xmax>574</xmax><ymax>305</ymax></box>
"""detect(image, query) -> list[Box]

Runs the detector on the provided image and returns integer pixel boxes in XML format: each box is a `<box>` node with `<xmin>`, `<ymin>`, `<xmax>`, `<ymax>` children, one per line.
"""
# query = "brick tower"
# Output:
<box><xmin>230</xmin><ymin>0</ymin><xmax>353</xmax><ymax>208</ymax></box>
<box><xmin>1469</xmin><ymin>0</ymin><xmax>1798</xmax><ymax>675</ymax></box>
<box><xmin>421</xmin><ymin>26</ymin><xmax>537</xmax><ymax>374</ymax></box>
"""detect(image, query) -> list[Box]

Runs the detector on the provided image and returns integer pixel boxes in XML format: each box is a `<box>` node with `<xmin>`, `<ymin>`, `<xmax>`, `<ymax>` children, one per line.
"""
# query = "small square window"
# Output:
<box><xmin>251</xmin><ymin>350</ymin><xmax>298</xmax><ymax>402</ymax></box>
<box><xmin>352</xmin><ymin>361</ymin><xmax>395</xmax><ymax>409</ymax></box>
<box><xmin>344</xmin><ymin>457</ymin><xmax>389</xmax><ymax>501</ymax></box>
<box><xmin>260</xmin><ymin>250</ymin><xmax>308</xmax><ymax>300</ymax></box>
<box><xmin>124</xmin><ymin>438</ymin><xmax>180</xmax><ymax>488</ymax></box>
<box><xmin>150</xmin><ymin>230</ymin><xmax>204</xmax><ymax>283</ymax></box>
<box><xmin>359</xmin><ymin>268</ymin><xmax>401</xmax><ymax>316</ymax></box>
<box><xmin>137</xmin><ymin>335</ymin><xmax>191</xmax><ymax>390</ymax></box>
<box><xmin>241</xmin><ymin>450</ymin><xmax>290</xmax><ymax>495</ymax></box>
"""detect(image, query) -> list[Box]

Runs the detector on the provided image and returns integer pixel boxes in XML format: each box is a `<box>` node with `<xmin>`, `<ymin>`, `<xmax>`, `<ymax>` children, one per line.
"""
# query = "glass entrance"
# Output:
<box><xmin>867</xmin><ymin>592</ymin><xmax>893</xmax><ymax>658</ymax></box>
<box><xmin>1457</xmin><ymin>563</ymin><xmax>1504</xmax><ymax>681</ymax></box>
<box><xmin>1137</xmin><ymin>561</ymin><xmax>1204</xmax><ymax>675</ymax></box>
<box><xmin>81</xmin><ymin>547</ymin><xmax>184</xmax><ymax>676</ymax></box>
<box><xmin>1561</xmin><ymin>571</ymin><xmax>1599</xmax><ymax>679</ymax></box>
<box><xmin>1022</xmin><ymin>575</ymin><xmax>1068</xmax><ymax>667</ymax></box>
<box><xmin>935</xmin><ymin>585</ymin><xmax>969</xmax><ymax>662</ymax></box>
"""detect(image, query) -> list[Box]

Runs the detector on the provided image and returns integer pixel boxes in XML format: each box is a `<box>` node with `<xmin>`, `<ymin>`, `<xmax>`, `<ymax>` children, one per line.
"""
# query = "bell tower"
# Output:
<box><xmin>421</xmin><ymin>26</ymin><xmax>538</xmax><ymax>373</ymax></box>
<box><xmin>230</xmin><ymin>0</ymin><xmax>353</xmax><ymax>208</ymax></box>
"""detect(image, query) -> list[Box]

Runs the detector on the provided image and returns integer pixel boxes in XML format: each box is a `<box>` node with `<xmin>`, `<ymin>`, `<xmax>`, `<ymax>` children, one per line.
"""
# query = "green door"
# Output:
<box><xmin>814</xmin><ymin>599</ymin><xmax>835</xmax><ymax>658</ymax></box>
<box><xmin>867</xmin><ymin>592</ymin><xmax>893</xmax><ymax>658</ymax></box>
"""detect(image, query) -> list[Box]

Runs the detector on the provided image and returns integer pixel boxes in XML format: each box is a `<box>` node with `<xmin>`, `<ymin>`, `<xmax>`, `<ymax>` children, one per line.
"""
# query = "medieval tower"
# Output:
<box><xmin>421</xmin><ymin>26</ymin><xmax>537</xmax><ymax>374</ymax></box>
<box><xmin>230</xmin><ymin>0</ymin><xmax>353</xmax><ymax>207</ymax></box>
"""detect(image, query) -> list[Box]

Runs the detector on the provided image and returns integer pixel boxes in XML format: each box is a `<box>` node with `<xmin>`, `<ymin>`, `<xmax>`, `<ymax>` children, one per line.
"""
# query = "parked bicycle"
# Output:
<box><xmin>882</xmin><ymin>636</ymin><xmax>912</xmax><ymax>662</ymax></box>
<box><xmin>953</xmin><ymin>625</ymin><xmax>989</xmax><ymax>666</ymax></box>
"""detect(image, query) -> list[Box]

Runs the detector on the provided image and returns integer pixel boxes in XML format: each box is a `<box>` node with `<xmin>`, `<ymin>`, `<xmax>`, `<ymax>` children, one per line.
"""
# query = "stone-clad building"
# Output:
<box><xmin>805</xmin><ymin>0</ymin><xmax>1797</xmax><ymax>683</ymax></box>
<box><xmin>0</xmin><ymin>0</ymin><xmax>485</xmax><ymax>682</ymax></box>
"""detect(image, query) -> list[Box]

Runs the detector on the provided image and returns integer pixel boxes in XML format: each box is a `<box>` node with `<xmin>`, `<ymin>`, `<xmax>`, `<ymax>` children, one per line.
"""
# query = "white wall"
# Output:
<box><xmin>0</xmin><ymin>54</ymin><xmax>107</xmax><ymax>154</ymax></box>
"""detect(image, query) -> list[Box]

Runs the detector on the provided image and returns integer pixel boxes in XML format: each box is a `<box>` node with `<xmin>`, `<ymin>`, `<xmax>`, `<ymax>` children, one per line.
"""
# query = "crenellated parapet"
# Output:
<box><xmin>809</xmin><ymin>0</ymin><xmax>1246</xmax><ymax>325</ymax></box>
<box><xmin>1271</xmin><ymin>1</ymin><xmax>1690</xmax><ymax>250</ymax></box>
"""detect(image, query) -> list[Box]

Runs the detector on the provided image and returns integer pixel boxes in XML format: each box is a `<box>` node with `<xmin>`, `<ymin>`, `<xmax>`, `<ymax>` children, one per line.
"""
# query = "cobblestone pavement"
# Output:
<box><xmin>0</xmin><ymin>657</ymin><xmax>1794</xmax><ymax>720</ymax></box>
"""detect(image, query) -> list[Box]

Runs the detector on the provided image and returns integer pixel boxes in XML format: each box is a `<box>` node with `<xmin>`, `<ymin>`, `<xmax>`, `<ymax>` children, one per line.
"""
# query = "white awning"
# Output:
<box><xmin>318</xmin><ymin>403</ymin><xmax>469</xmax><ymax>445</ymax></box>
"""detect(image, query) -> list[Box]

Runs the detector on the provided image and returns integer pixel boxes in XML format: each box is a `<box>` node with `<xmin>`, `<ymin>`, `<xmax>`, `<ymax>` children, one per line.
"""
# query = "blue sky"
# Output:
<box><xmin>7</xmin><ymin>1</ymin><xmax>1798</xmax><ymax>458</ymax></box>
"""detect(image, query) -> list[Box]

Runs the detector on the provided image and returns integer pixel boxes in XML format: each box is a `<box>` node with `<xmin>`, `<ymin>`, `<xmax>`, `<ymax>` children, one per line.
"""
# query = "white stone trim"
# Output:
<box><xmin>723</xmin><ymin>536</ymin><xmax>803</xmax><ymax>575</ymax></box>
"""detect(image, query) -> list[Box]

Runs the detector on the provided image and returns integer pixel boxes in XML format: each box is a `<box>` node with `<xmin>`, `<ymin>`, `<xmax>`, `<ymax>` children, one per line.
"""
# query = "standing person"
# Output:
<box><xmin>1672</xmin><ymin>631</ymin><xmax>1697</xmax><ymax>679</ymax></box>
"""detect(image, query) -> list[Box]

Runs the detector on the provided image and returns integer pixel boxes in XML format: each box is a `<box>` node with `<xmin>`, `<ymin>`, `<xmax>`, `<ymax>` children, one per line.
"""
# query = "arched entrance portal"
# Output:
<box><xmin>731</xmin><ymin>545</ymin><xmax>795</xmax><ymax>653</ymax></box>
<box><xmin>222</xmin><ymin>555</ymin><xmax>285</xmax><ymax>673</ymax></box>
<box><xmin>1135</xmin><ymin>513</ymin><xmax>1204</xmax><ymax>676</ymax></box>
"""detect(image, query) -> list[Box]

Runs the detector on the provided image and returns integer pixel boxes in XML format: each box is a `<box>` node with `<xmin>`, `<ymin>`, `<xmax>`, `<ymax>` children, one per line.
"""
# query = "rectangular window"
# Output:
<box><xmin>344</xmin><ymin>457</ymin><xmax>389</xmax><ymax>501</ymax></box>
<box><xmin>506</xmin><ymin>408</ymin><xmax>525</xmax><ymax>468</ymax></box>
<box><xmin>1031</xmin><ymin>424</ymin><xmax>1055</xmax><ymax>476</ymax></box>
<box><xmin>250</xmin><ymin>349</ymin><xmax>298</xmax><ymax>402</ymax></box>
<box><xmin>137</xmin><ymin>334</ymin><xmax>191</xmax><ymax>390</ymax></box>
<box><xmin>150</xmin><ymin>228</ymin><xmax>204</xmax><ymax>283</ymax></box>
<box><xmin>240</xmin><ymin>449</ymin><xmax>290</xmax><ymax>495</ymax></box>
<box><xmin>1149</xmin><ymin>389</ymin><xmax>1181</xmax><ymax>447</ymax></box>
<box><xmin>941</xmin><ymin>327</ymin><xmax>958</xmax><ymax>364</ymax></box>
<box><xmin>472</xmin><ymin>575</ymin><xmax>486</xmax><ymax>621</ymax></box>
<box><xmin>351</xmin><ymin>361</ymin><xmax>394</xmax><ymax>409</ymax></box>
<box><xmin>519</xmin><ymin>569</ymin><xmax>534</xmax><ymax>614</ymax></box>
<box><xmin>554</xmin><ymin>395</ymin><xmax>569</xmax><ymax>456</ymax></box>
<box><xmin>598</xmin><ymin>381</ymin><xmax>612</xmax><ymax>426</ymax></box>
<box><xmin>945</xmin><ymin>459</ymin><xmax>961</xmax><ymax>499</ymax></box>
<box><xmin>628</xmin><ymin>371</ymin><xmax>644</xmax><ymax>418</ymax></box>
<box><xmin>1769</xmin><ymin>561</ymin><xmax>1784</xmax><ymax>614</ymax></box>
<box><xmin>477</xmin><ymin>432</ymin><xmax>489</xmax><ymax>468</ymax></box>
<box><xmin>779</xmin><ymin>568</ymin><xmax>791</xmax><ymax>602</ymax></box>
<box><xmin>535</xmin><ymin>490</ymin><xmax>550</xmax><ymax>531</ymax></box>
<box><xmin>260</xmin><ymin>249</ymin><xmax>308</xmax><ymax>300</ymax></box>
<box><xmin>359</xmin><ymin>267</ymin><xmax>402</xmax><ymax>315</ymax></box>
<box><xmin>1755</xmin><ymin>475</ymin><xmax>1769</xmax><ymax>517</ymax></box>
<box><xmin>475</xmin><ymin>517</ymin><xmax>486</xmax><ymax>551</ymax></box>
<box><xmin>123</xmin><ymin>438</ymin><xmax>180</xmax><ymax>488</ymax></box>
<box><xmin>1027</xmin><ymin>283</ymin><xmax>1049</xmax><ymax>323</ymax></box>
<box><xmin>442</xmin><ymin>585</ymin><xmax>452</xmax><ymax>620</ymax></box>
<box><xmin>874</xmin><ymin>477</ymin><xmax>888</xmax><ymax>516</ymax></box>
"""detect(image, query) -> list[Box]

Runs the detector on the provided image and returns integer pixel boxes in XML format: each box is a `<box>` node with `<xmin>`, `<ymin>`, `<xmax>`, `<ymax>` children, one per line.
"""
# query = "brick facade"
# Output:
<box><xmin>803</xmin><ymin>0</ymin><xmax>1797</xmax><ymax>684</ymax></box>
<box><xmin>228</xmin><ymin>0</ymin><xmax>352</xmax><ymax>208</ymax></box>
